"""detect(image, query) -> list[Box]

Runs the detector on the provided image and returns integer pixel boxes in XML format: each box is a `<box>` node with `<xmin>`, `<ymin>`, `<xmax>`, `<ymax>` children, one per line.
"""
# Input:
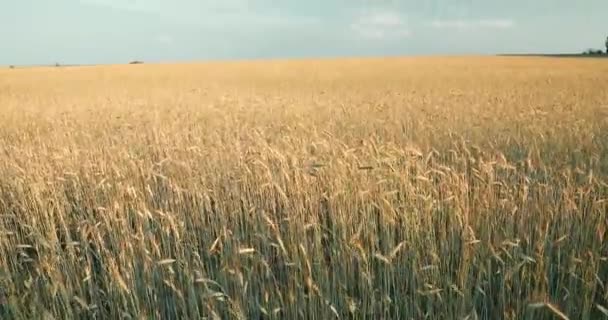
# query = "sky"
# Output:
<box><xmin>2</xmin><ymin>0</ymin><xmax>607</xmax><ymax>65</ymax></box>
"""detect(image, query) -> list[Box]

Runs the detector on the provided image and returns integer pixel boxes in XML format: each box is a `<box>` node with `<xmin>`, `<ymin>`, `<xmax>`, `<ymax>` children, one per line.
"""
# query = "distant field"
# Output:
<box><xmin>1</xmin><ymin>57</ymin><xmax>608</xmax><ymax>319</ymax></box>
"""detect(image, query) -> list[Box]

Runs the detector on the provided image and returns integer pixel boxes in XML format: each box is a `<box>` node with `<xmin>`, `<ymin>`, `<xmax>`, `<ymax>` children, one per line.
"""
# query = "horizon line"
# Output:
<box><xmin>4</xmin><ymin>52</ymin><xmax>605</xmax><ymax>68</ymax></box>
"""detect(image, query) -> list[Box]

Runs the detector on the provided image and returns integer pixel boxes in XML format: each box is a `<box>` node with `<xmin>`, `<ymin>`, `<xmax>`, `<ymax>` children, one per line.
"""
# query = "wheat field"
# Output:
<box><xmin>0</xmin><ymin>57</ymin><xmax>607</xmax><ymax>319</ymax></box>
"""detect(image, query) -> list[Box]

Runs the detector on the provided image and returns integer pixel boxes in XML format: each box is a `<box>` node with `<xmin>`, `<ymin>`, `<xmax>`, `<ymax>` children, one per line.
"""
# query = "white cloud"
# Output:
<box><xmin>351</xmin><ymin>10</ymin><xmax>411</xmax><ymax>39</ymax></box>
<box><xmin>156</xmin><ymin>34</ymin><xmax>173</xmax><ymax>45</ymax></box>
<box><xmin>79</xmin><ymin>0</ymin><xmax>160</xmax><ymax>14</ymax></box>
<box><xmin>430</xmin><ymin>19</ymin><xmax>515</xmax><ymax>30</ymax></box>
<box><xmin>80</xmin><ymin>0</ymin><xmax>318</xmax><ymax>29</ymax></box>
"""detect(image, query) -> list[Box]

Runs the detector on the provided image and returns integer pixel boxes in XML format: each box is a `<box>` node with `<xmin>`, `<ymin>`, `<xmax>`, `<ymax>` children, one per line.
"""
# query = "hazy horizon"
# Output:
<box><xmin>2</xmin><ymin>0</ymin><xmax>607</xmax><ymax>66</ymax></box>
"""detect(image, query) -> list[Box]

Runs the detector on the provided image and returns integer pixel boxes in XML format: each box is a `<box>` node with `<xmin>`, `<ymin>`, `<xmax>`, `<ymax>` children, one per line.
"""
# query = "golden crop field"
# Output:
<box><xmin>0</xmin><ymin>57</ymin><xmax>607</xmax><ymax>319</ymax></box>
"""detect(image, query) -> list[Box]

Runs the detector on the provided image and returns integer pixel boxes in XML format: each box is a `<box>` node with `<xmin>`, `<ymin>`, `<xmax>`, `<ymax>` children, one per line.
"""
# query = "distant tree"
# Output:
<box><xmin>55</xmin><ymin>62</ymin><xmax>60</xmax><ymax>67</ymax></box>
<box><xmin>9</xmin><ymin>65</ymin><xmax>14</xmax><ymax>69</ymax></box>
<box><xmin>583</xmin><ymin>48</ymin><xmax>603</xmax><ymax>55</ymax></box>
<box><xmin>605</xmin><ymin>35</ymin><xmax>608</xmax><ymax>54</ymax></box>
<box><xmin>129</xmin><ymin>60</ymin><xmax>144</xmax><ymax>65</ymax></box>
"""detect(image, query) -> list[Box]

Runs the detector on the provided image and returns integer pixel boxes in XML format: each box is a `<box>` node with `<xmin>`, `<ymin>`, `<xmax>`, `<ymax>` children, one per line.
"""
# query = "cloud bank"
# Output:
<box><xmin>351</xmin><ymin>10</ymin><xmax>411</xmax><ymax>39</ymax></box>
<box><xmin>430</xmin><ymin>19</ymin><xmax>515</xmax><ymax>29</ymax></box>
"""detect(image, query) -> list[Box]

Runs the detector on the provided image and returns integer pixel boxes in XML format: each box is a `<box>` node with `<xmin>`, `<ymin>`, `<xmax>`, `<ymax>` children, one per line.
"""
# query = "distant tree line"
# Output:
<box><xmin>583</xmin><ymin>48</ymin><xmax>604</xmax><ymax>55</ymax></box>
<box><xmin>583</xmin><ymin>35</ymin><xmax>608</xmax><ymax>55</ymax></box>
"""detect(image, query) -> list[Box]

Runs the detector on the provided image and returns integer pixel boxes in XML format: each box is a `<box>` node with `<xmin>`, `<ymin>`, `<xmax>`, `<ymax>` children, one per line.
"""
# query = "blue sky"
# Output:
<box><xmin>2</xmin><ymin>0</ymin><xmax>607</xmax><ymax>65</ymax></box>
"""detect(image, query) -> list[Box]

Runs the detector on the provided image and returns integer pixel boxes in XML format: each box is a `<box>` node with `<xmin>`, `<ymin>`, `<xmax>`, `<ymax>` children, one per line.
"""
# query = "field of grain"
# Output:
<box><xmin>0</xmin><ymin>57</ymin><xmax>607</xmax><ymax>319</ymax></box>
